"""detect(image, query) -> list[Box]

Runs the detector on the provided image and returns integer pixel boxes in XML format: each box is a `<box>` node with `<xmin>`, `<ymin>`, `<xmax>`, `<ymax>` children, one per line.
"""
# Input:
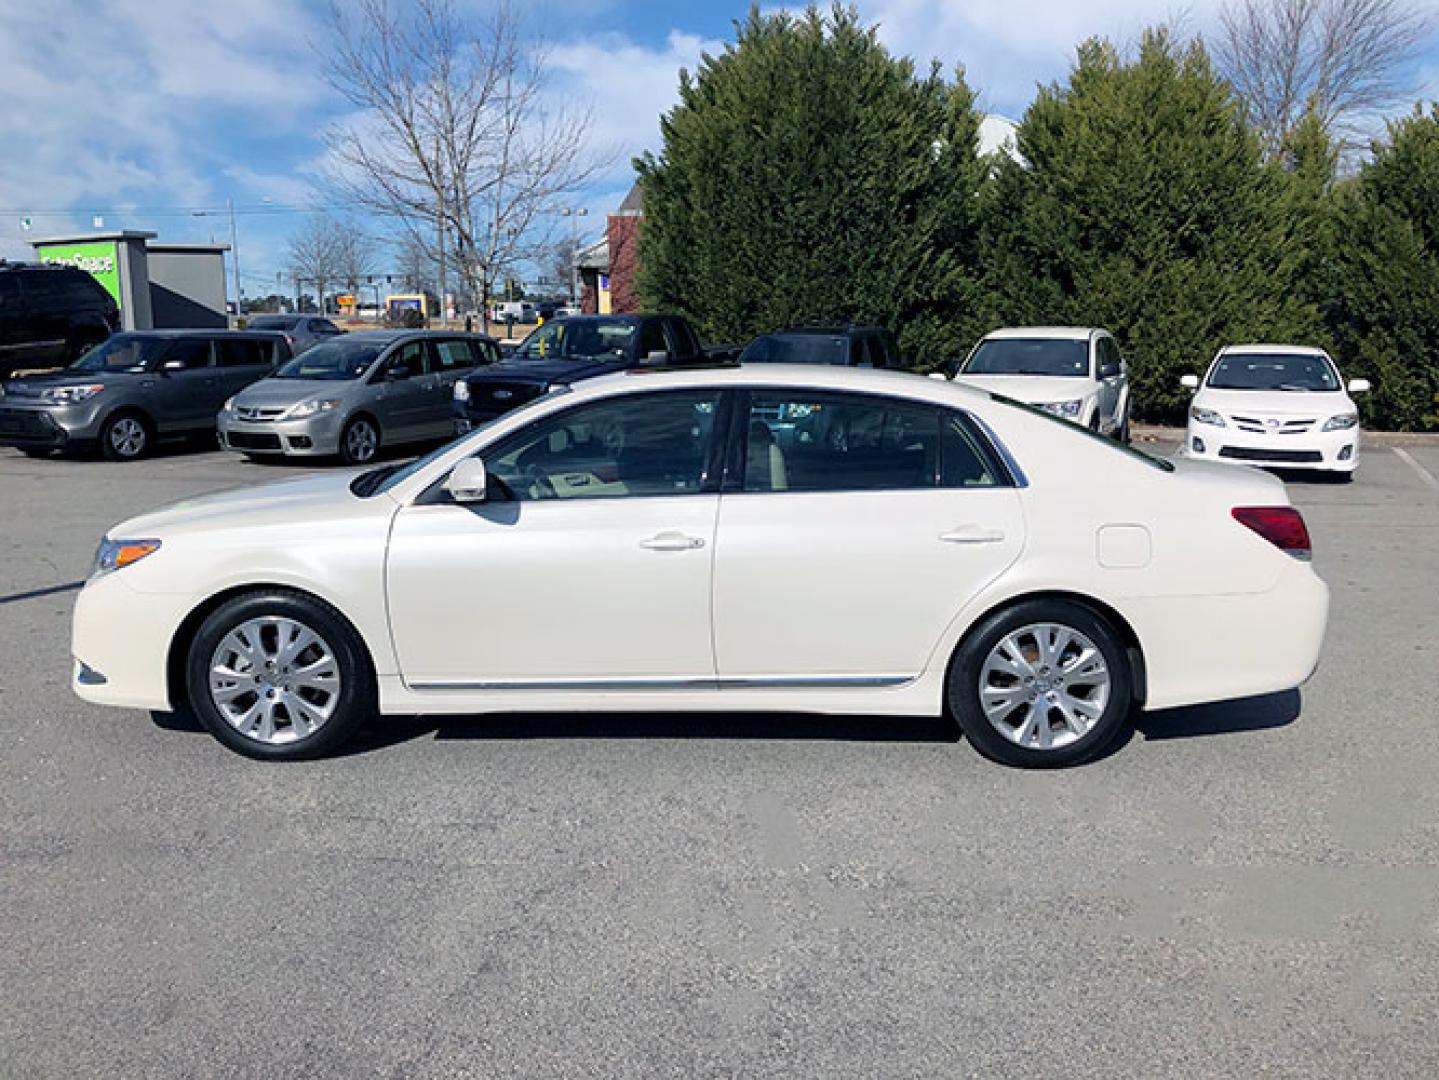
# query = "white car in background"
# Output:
<box><xmin>1179</xmin><ymin>345</ymin><xmax>1369</xmax><ymax>479</ymax></box>
<box><xmin>950</xmin><ymin>326</ymin><xmax>1130</xmax><ymax>440</ymax></box>
<box><xmin>72</xmin><ymin>364</ymin><xmax>1327</xmax><ymax>768</ymax></box>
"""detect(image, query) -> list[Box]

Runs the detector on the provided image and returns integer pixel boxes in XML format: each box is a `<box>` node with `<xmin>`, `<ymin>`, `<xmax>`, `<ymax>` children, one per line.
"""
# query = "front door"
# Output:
<box><xmin>711</xmin><ymin>389</ymin><xmax>1025</xmax><ymax>682</ymax></box>
<box><xmin>386</xmin><ymin>389</ymin><xmax>723</xmax><ymax>686</ymax></box>
<box><xmin>149</xmin><ymin>338</ymin><xmax>219</xmax><ymax>431</ymax></box>
<box><xmin>369</xmin><ymin>340</ymin><xmax>433</xmax><ymax>443</ymax></box>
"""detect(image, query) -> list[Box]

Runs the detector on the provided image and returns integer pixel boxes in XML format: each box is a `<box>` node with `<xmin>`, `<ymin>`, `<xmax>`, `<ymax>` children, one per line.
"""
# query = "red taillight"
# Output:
<box><xmin>1232</xmin><ymin>506</ymin><xmax>1311</xmax><ymax>560</ymax></box>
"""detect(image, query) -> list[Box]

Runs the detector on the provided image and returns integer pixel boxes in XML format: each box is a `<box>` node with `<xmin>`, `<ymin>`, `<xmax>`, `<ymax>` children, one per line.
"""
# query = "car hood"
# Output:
<box><xmin>2</xmin><ymin>370</ymin><xmax>145</xmax><ymax>396</ymax></box>
<box><xmin>1192</xmin><ymin>387</ymin><xmax>1353</xmax><ymax>417</ymax></box>
<box><xmin>233</xmin><ymin>378</ymin><xmax>358</xmax><ymax>408</ymax></box>
<box><xmin>953</xmin><ymin>373</ymin><xmax>1096</xmax><ymax>404</ymax></box>
<box><xmin>464</xmin><ymin>357</ymin><xmax>626</xmax><ymax>385</ymax></box>
<box><xmin>112</xmin><ymin>472</ymin><xmax>378</xmax><ymax>538</ymax></box>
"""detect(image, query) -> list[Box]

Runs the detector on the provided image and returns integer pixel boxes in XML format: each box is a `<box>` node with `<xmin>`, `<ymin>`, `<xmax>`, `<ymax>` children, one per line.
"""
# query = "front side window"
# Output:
<box><xmin>1206</xmin><ymin>352</ymin><xmax>1338</xmax><ymax>392</ymax></box>
<box><xmin>741</xmin><ymin>391</ymin><xmax>1000</xmax><ymax>493</ymax></box>
<box><xmin>162</xmin><ymin>339</ymin><xmax>214</xmax><ymax>370</ymax></box>
<box><xmin>69</xmin><ymin>334</ymin><xmax>167</xmax><ymax>372</ymax></box>
<box><xmin>962</xmin><ymin>338</ymin><xmax>1089</xmax><ymax>378</ymax></box>
<box><xmin>485</xmin><ymin>391</ymin><xmax>720</xmax><ymax>501</ymax></box>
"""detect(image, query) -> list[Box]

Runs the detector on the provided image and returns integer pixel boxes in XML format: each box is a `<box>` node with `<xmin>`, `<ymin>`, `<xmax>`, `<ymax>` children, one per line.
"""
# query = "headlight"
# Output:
<box><xmin>39</xmin><ymin>384</ymin><xmax>105</xmax><ymax>405</ymax></box>
<box><xmin>93</xmin><ymin>537</ymin><xmax>161</xmax><ymax>577</ymax></box>
<box><xmin>1039</xmin><ymin>399</ymin><xmax>1083</xmax><ymax>419</ymax></box>
<box><xmin>222</xmin><ymin>396</ymin><xmax>236</xmax><ymax>413</ymax></box>
<box><xmin>1322</xmin><ymin>412</ymin><xmax>1358</xmax><ymax>431</ymax></box>
<box><xmin>453</xmin><ymin>380</ymin><xmax>470</xmax><ymax>401</ymax></box>
<box><xmin>284</xmin><ymin>398</ymin><xmax>342</xmax><ymax>419</ymax></box>
<box><xmin>1190</xmin><ymin>405</ymin><xmax>1226</xmax><ymax>427</ymax></box>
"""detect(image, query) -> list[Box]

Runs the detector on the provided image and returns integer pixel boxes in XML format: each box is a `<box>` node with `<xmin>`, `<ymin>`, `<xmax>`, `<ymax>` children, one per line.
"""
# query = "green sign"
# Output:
<box><xmin>35</xmin><ymin>241</ymin><xmax>122</xmax><ymax>307</ymax></box>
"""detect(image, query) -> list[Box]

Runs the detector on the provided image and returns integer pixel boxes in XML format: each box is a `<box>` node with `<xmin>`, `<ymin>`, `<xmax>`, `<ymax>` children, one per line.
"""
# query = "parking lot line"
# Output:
<box><xmin>1392</xmin><ymin>447</ymin><xmax>1439</xmax><ymax>494</ymax></box>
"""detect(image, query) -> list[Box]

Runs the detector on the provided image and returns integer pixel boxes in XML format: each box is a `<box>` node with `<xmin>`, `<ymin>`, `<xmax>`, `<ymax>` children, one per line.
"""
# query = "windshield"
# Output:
<box><xmin>740</xmin><ymin>334</ymin><xmax>847</xmax><ymax>365</ymax></box>
<box><xmin>962</xmin><ymin>338</ymin><xmax>1090</xmax><ymax>378</ymax></box>
<box><xmin>990</xmin><ymin>393</ymin><xmax>1174</xmax><ymax>472</ymax></box>
<box><xmin>69</xmin><ymin>335</ymin><xmax>168</xmax><ymax>373</ymax></box>
<box><xmin>1207</xmin><ymin>353</ymin><xmax>1339</xmax><ymax>391</ymax></box>
<box><xmin>274</xmin><ymin>339</ymin><xmax>382</xmax><ymax>380</ymax></box>
<box><xmin>514</xmin><ymin>319</ymin><xmax>635</xmax><ymax>361</ymax></box>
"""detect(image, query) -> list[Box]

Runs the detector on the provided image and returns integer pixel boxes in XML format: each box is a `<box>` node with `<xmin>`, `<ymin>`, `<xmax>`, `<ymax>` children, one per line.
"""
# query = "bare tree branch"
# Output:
<box><xmin>1216</xmin><ymin>0</ymin><xmax>1434</xmax><ymax>153</ymax></box>
<box><xmin>320</xmin><ymin>0</ymin><xmax>608</xmax><ymax>312</ymax></box>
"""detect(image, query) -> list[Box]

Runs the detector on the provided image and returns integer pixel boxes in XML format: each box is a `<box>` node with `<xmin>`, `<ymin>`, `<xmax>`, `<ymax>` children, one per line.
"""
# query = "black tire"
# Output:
<box><xmin>184</xmin><ymin>589</ymin><xmax>376</xmax><ymax>761</ymax></box>
<box><xmin>21</xmin><ymin>448</ymin><xmax>52</xmax><ymax>459</ymax></box>
<box><xmin>947</xmin><ymin>598</ymin><xmax>1133</xmax><ymax>768</ymax></box>
<box><xmin>98</xmin><ymin>410</ymin><xmax>152</xmax><ymax>461</ymax></box>
<box><xmin>339</xmin><ymin>415</ymin><xmax>380</xmax><ymax>465</ymax></box>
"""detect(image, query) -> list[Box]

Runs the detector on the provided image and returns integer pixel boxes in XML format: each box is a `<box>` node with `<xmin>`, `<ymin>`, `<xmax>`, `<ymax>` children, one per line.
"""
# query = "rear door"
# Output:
<box><xmin>711</xmin><ymin>388</ymin><xmax>1025</xmax><ymax>682</ymax></box>
<box><xmin>425</xmin><ymin>338</ymin><xmax>480</xmax><ymax>437</ymax></box>
<box><xmin>216</xmin><ymin>337</ymin><xmax>275</xmax><ymax>404</ymax></box>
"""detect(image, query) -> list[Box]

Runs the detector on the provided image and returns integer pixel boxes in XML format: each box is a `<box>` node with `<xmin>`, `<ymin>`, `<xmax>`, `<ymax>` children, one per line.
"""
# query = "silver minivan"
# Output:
<box><xmin>219</xmin><ymin>330</ymin><xmax>499</xmax><ymax>464</ymax></box>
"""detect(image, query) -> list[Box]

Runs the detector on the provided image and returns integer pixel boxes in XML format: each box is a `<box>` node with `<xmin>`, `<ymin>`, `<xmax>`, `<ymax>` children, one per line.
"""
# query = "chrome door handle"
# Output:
<box><xmin>640</xmin><ymin>532</ymin><xmax>706</xmax><ymax>551</ymax></box>
<box><xmin>939</xmin><ymin>526</ymin><xmax>1005</xmax><ymax>544</ymax></box>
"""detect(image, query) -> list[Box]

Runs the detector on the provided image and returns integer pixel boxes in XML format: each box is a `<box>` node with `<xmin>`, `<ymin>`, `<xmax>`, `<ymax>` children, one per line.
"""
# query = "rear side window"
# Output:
<box><xmin>637</xmin><ymin>321</ymin><xmax>667</xmax><ymax>358</ymax></box>
<box><xmin>163</xmin><ymin>339</ymin><xmax>214</xmax><ymax>370</ymax></box>
<box><xmin>431</xmin><ymin>339</ymin><xmax>476</xmax><ymax>372</ymax></box>
<box><xmin>217</xmin><ymin>338</ymin><xmax>266</xmax><ymax>367</ymax></box>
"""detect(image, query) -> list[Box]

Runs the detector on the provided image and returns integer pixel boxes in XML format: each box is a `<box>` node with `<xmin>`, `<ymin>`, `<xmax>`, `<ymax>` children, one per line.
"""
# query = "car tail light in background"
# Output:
<box><xmin>1232</xmin><ymin>506</ymin><xmax>1312</xmax><ymax>561</ymax></box>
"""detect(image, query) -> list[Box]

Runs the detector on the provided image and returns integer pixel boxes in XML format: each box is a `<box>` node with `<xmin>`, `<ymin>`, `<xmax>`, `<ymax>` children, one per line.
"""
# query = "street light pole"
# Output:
<box><xmin>227</xmin><ymin>195</ymin><xmax>241</xmax><ymax>316</ymax></box>
<box><xmin>558</xmin><ymin>207</ymin><xmax>588</xmax><ymax>304</ymax></box>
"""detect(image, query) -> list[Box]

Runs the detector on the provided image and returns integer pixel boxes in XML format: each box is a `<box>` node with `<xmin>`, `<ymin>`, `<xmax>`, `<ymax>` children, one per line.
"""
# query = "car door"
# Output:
<box><xmin>367</xmin><ymin>339</ymin><xmax>433</xmax><ymax>443</ymax></box>
<box><xmin>386</xmin><ymin>388</ymin><xmax>724</xmax><ymax>686</ymax></box>
<box><xmin>711</xmin><ymin>388</ymin><xmax>1025</xmax><ymax>682</ymax></box>
<box><xmin>216</xmin><ymin>337</ymin><xmax>275</xmax><ymax>405</ymax></box>
<box><xmin>425</xmin><ymin>338</ymin><xmax>480</xmax><ymax>437</ymax></box>
<box><xmin>148</xmin><ymin>338</ymin><xmax>219</xmax><ymax>431</ymax></box>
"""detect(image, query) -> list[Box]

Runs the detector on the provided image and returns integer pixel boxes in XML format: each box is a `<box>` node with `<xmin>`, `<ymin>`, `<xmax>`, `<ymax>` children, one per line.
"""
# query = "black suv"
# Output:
<box><xmin>0</xmin><ymin>330</ymin><xmax>290</xmax><ymax>460</ymax></box>
<box><xmin>738</xmin><ymin>324</ymin><xmax>900</xmax><ymax>368</ymax></box>
<box><xmin>0</xmin><ymin>261</ymin><xmax>120</xmax><ymax>376</ymax></box>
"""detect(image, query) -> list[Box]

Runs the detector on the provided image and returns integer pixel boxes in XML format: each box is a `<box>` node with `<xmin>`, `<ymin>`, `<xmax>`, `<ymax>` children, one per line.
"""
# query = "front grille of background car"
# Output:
<box><xmin>1228</xmin><ymin>414</ymin><xmax>1316</xmax><ymax>435</ymax></box>
<box><xmin>474</xmin><ymin>382</ymin><xmax>545</xmax><ymax>410</ymax></box>
<box><xmin>1219</xmin><ymin>446</ymin><xmax>1324</xmax><ymax>463</ymax></box>
<box><xmin>226</xmin><ymin>431</ymin><xmax>283</xmax><ymax>450</ymax></box>
<box><xmin>235</xmin><ymin>406</ymin><xmax>287</xmax><ymax>422</ymax></box>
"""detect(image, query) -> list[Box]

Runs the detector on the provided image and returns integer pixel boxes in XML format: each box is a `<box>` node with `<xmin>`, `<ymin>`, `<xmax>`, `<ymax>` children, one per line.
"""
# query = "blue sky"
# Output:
<box><xmin>1</xmin><ymin>0</ymin><xmax>1436</xmax><ymax>296</ymax></box>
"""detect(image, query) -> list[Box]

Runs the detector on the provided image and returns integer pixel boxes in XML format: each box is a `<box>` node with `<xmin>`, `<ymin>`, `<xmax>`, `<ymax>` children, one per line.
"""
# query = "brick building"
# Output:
<box><xmin>577</xmin><ymin>182</ymin><xmax>643</xmax><ymax>315</ymax></box>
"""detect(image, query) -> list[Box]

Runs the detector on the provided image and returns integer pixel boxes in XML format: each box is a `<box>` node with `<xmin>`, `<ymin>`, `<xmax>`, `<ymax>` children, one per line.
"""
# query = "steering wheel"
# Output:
<box><xmin>523</xmin><ymin>465</ymin><xmax>557</xmax><ymax>500</ymax></box>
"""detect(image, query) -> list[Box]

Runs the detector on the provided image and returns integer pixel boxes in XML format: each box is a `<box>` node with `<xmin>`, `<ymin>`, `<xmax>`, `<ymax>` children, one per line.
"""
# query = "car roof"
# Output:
<box><xmin>336</xmin><ymin>329</ymin><xmax>497</xmax><ymax>343</ymax></box>
<box><xmin>595</xmin><ymin>361</ymin><xmax>990</xmax><ymax>406</ymax></box>
<box><xmin>982</xmin><ymin>326</ymin><xmax>1102</xmax><ymax>341</ymax></box>
<box><xmin>1217</xmin><ymin>344</ymin><xmax>1329</xmax><ymax>357</ymax></box>
<box><xmin>110</xmin><ymin>329</ymin><xmax>286</xmax><ymax>339</ymax></box>
<box><xmin>766</xmin><ymin>325</ymin><xmax>884</xmax><ymax>337</ymax></box>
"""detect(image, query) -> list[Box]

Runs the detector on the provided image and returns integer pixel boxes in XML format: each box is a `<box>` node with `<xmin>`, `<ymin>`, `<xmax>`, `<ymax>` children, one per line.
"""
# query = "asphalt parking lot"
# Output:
<box><xmin>2</xmin><ymin>436</ymin><xmax>1438</xmax><ymax>1078</ymax></box>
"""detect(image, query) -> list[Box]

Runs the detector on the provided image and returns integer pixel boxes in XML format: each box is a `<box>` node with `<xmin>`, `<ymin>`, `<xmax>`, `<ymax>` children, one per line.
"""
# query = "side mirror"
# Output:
<box><xmin>162</xmin><ymin>359</ymin><xmax>186</xmax><ymax>372</ymax></box>
<box><xmin>928</xmin><ymin>371</ymin><xmax>949</xmax><ymax>381</ymax></box>
<box><xmin>1180</xmin><ymin>374</ymin><xmax>1200</xmax><ymax>390</ymax></box>
<box><xmin>443</xmin><ymin>457</ymin><xmax>488</xmax><ymax>503</ymax></box>
<box><xmin>384</xmin><ymin>365</ymin><xmax>413</xmax><ymax>381</ymax></box>
<box><xmin>1347</xmin><ymin>378</ymin><xmax>1371</xmax><ymax>394</ymax></box>
<box><xmin>1099</xmin><ymin>362</ymin><xmax>1121</xmax><ymax>379</ymax></box>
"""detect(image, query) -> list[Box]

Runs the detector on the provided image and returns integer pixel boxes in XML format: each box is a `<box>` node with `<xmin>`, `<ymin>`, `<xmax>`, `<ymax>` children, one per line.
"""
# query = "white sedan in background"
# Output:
<box><xmin>73</xmin><ymin>365</ymin><xmax>1327</xmax><ymax>768</ymax></box>
<box><xmin>1179</xmin><ymin>345</ymin><xmax>1370</xmax><ymax>478</ymax></box>
<box><xmin>949</xmin><ymin>326</ymin><xmax>1130</xmax><ymax>440</ymax></box>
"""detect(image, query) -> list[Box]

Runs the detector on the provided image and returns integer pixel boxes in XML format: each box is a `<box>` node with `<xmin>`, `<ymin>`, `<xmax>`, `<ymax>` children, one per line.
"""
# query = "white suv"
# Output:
<box><xmin>1179</xmin><ymin>345</ymin><xmax>1369</xmax><ymax>479</ymax></box>
<box><xmin>950</xmin><ymin>327</ymin><xmax>1130</xmax><ymax>440</ymax></box>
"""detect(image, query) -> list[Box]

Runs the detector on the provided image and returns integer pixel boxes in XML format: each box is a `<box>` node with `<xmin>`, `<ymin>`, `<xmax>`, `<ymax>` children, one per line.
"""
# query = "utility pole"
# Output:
<box><xmin>227</xmin><ymin>195</ymin><xmax>241</xmax><ymax>315</ymax></box>
<box><xmin>558</xmin><ymin>207</ymin><xmax>588</xmax><ymax>303</ymax></box>
<box><xmin>435</xmin><ymin>136</ymin><xmax>447</xmax><ymax>328</ymax></box>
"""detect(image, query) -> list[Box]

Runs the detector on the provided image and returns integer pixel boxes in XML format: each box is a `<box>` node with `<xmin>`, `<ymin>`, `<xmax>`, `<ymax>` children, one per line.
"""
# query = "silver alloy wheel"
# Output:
<box><xmin>109</xmin><ymin>417</ymin><xmax>146</xmax><ymax>458</ymax></box>
<box><xmin>208</xmin><ymin>616</ymin><xmax>341</xmax><ymax>745</ymax></box>
<box><xmin>344</xmin><ymin>420</ymin><xmax>377</xmax><ymax>463</ymax></box>
<box><xmin>978</xmin><ymin>622</ymin><xmax>1110</xmax><ymax>751</ymax></box>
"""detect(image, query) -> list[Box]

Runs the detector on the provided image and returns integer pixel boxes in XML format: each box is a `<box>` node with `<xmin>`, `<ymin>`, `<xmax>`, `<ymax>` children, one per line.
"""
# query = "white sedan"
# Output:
<box><xmin>1179</xmin><ymin>345</ymin><xmax>1370</xmax><ymax>478</ymax></box>
<box><xmin>72</xmin><ymin>365</ymin><xmax>1328</xmax><ymax>767</ymax></box>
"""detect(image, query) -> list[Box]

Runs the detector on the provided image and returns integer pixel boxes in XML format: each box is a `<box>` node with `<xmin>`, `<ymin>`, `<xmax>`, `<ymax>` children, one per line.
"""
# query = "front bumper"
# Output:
<box><xmin>71</xmin><ymin>571</ymin><xmax>195</xmax><ymax>711</ymax></box>
<box><xmin>0</xmin><ymin>401</ymin><xmax>104</xmax><ymax>449</ymax></box>
<box><xmin>218</xmin><ymin>409</ymin><xmax>345</xmax><ymax>457</ymax></box>
<box><xmin>1180</xmin><ymin>422</ymin><xmax>1359</xmax><ymax>472</ymax></box>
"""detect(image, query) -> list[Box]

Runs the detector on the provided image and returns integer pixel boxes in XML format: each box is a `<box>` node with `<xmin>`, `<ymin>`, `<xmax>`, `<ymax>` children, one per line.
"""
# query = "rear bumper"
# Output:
<box><xmin>1181</xmin><ymin>423</ymin><xmax>1359</xmax><ymax>472</ymax></box>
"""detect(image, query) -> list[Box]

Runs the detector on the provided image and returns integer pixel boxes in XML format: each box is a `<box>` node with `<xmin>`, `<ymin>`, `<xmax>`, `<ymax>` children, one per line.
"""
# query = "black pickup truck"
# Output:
<box><xmin>452</xmin><ymin>313</ymin><xmax>734</xmax><ymax>430</ymax></box>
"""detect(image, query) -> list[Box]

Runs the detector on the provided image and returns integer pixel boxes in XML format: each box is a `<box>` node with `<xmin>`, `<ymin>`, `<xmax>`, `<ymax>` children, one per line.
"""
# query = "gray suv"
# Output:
<box><xmin>0</xmin><ymin>330</ymin><xmax>289</xmax><ymax>460</ymax></box>
<box><xmin>219</xmin><ymin>330</ymin><xmax>499</xmax><ymax>465</ymax></box>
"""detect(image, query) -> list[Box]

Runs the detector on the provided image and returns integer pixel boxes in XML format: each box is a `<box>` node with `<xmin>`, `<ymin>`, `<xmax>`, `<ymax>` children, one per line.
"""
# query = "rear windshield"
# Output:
<box><xmin>740</xmin><ymin>334</ymin><xmax>847</xmax><ymax>365</ymax></box>
<box><xmin>1207</xmin><ymin>353</ymin><xmax>1338</xmax><ymax>391</ymax></box>
<box><xmin>275</xmin><ymin>339</ymin><xmax>382</xmax><ymax>380</ymax></box>
<box><xmin>69</xmin><ymin>335</ymin><xmax>167</xmax><ymax>373</ymax></box>
<box><xmin>963</xmin><ymin>338</ymin><xmax>1089</xmax><ymax>377</ymax></box>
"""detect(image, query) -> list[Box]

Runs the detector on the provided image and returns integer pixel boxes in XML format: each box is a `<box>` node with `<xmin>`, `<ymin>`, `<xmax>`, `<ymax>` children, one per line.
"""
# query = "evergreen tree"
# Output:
<box><xmin>635</xmin><ymin>4</ymin><xmax>984</xmax><ymax>366</ymax></box>
<box><xmin>978</xmin><ymin>31</ymin><xmax>1320</xmax><ymax>420</ymax></box>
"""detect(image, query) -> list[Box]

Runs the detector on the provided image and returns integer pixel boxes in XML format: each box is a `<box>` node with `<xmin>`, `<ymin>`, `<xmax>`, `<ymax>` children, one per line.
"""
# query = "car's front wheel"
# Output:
<box><xmin>339</xmin><ymin>416</ymin><xmax>380</xmax><ymax>465</ymax></box>
<box><xmin>947</xmin><ymin>599</ymin><xmax>1133</xmax><ymax>768</ymax></box>
<box><xmin>99</xmin><ymin>411</ymin><xmax>152</xmax><ymax>461</ymax></box>
<box><xmin>185</xmin><ymin>590</ymin><xmax>376</xmax><ymax>760</ymax></box>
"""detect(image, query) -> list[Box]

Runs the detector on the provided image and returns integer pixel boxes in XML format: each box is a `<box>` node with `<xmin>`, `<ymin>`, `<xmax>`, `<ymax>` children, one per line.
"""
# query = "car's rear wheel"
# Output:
<box><xmin>99</xmin><ymin>411</ymin><xmax>151</xmax><ymax>461</ymax></box>
<box><xmin>947</xmin><ymin>599</ymin><xmax>1132</xmax><ymax>768</ymax></box>
<box><xmin>185</xmin><ymin>590</ymin><xmax>375</xmax><ymax>760</ymax></box>
<box><xmin>339</xmin><ymin>416</ymin><xmax>379</xmax><ymax>465</ymax></box>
